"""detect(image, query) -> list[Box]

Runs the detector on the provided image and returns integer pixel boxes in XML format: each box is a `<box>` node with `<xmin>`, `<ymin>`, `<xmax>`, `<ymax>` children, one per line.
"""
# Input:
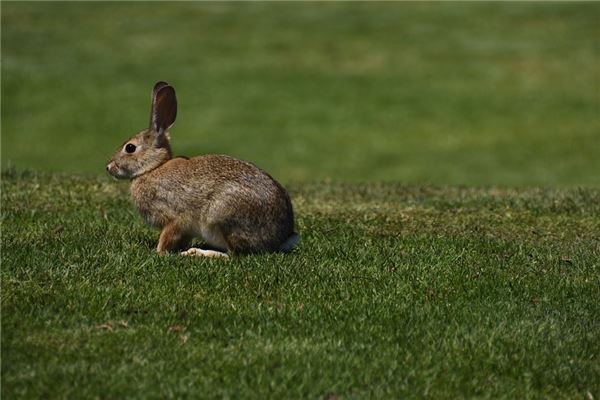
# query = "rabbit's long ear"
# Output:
<box><xmin>152</xmin><ymin>81</ymin><xmax>169</xmax><ymax>99</ymax></box>
<box><xmin>149</xmin><ymin>83</ymin><xmax>177</xmax><ymax>134</ymax></box>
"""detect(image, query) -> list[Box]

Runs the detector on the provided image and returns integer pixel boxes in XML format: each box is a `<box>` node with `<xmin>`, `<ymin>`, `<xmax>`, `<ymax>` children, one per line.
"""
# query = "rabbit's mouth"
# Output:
<box><xmin>106</xmin><ymin>161</ymin><xmax>128</xmax><ymax>180</ymax></box>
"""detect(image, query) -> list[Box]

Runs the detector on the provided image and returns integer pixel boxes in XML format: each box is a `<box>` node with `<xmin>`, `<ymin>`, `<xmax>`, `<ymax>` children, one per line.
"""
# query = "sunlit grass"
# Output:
<box><xmin>2</xmin><ymin>171</ymin><xmax>599</xmax><ymax>398</ymax></box>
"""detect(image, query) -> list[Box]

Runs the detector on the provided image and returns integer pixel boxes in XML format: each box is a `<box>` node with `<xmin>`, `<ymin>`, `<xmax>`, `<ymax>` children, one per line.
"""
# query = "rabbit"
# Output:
<box><xmin>106</xmin><ymin>81</ymin><xmax>299</xmax><ymax>259</ymax></box>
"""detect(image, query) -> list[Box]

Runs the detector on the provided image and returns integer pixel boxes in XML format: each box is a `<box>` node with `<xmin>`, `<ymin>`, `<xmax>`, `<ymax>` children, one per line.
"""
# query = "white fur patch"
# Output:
<box><xmin>181</xmin><ymin>248</ymin><xmax>229</xmax><ymax>259</ymax></box>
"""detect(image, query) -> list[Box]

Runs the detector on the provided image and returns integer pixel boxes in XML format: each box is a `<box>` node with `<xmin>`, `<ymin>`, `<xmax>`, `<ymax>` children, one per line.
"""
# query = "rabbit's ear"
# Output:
<box><xmin>150</xmin><ymin>83</ymin><xmax>177</xmax><ymax>134</ymax></box>
<box><xmin>151</xmin><ymin>81</ymin><xmax>169</xmax><ymax>101</ymax></box>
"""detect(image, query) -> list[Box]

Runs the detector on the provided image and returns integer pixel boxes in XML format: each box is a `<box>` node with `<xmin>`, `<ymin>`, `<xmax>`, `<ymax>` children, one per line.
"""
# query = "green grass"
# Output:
<box><xmin>2</xmin><ymin>3</ymin><xmax>600</xmax><ymax>398</ymax></box>
<box><xmin>2</xmin><ymin>170</ymin><xmax>599</xmax><ymax>398</ymax></box>
<box><xmin>2</xmin><ymin>2</ymin><xmax>599</xmax><ymax>185</ymax></box>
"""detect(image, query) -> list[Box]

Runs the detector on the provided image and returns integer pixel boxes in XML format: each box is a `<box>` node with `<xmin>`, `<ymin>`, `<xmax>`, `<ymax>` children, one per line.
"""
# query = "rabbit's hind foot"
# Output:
<box><xmin>181</xmin><ymin>247</ymin><xmax>229</xmax><ymax>259</ymax></box>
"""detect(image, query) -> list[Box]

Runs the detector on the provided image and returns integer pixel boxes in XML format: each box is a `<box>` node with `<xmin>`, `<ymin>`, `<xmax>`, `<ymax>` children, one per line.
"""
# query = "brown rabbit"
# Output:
<box><xmin>106</xmin><ymin>81</ymin><xmax>299</xmax><ymax>258</ymax></box>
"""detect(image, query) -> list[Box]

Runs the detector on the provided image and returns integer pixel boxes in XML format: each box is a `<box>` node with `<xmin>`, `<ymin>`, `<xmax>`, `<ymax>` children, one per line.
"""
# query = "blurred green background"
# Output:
<box><xmin>2</xmin><ymin>2</ymin><xmax>598</xmax><ymax>185</ymax></box>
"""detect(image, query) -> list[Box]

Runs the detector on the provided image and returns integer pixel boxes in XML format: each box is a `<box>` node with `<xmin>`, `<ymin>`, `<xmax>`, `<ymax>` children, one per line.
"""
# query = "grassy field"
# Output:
<box><xmin>2</xmin><ymin>2</ymin><xmax>600</xmax><ymax>399</ymax></box>
<box><xmin>2</xmin><ymin>170</ymin><xmax>599</xmax><ymax>398</ymax></box>
<box><xmin>2</xmin><ymin>2</ymin><xmax>599</xmax><ymax>185</ymax></box>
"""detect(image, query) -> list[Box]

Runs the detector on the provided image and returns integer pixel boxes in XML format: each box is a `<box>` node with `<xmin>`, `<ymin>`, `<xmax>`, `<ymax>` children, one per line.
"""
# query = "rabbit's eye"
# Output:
<box><xmin>125</xmin><ymin>143</ymin><xmax>136</xmax><ymax>153</ymax></box>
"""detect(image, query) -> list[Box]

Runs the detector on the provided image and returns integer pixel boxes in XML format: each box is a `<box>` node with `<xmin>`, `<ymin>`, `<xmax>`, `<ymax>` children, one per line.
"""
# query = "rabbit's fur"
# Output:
<box><xmin>107</xmin><ymin>82</ymin><xmax>298</xmax><ymax>257</ymax></box>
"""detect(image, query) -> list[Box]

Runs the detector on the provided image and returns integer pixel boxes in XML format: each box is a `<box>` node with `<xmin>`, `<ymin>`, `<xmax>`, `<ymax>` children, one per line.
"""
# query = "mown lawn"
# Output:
<box><xmin>2</xmin><ymin>2</ymin><xmax>599</xmax><ymax>398</ymax></box>
<box><xmin>2</xmin><ymin>170</ymin><xmax>598</xmax><ymax>398</ymax></box>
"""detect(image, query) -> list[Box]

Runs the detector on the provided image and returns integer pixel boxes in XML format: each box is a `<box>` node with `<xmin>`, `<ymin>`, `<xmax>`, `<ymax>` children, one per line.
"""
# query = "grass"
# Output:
<box><xmin>2</xmin><ymin>170</ymin><xmax>599</xmax><ymax>398</ymax></box>
<box><xmin>2</xmin><ymin>2</ymin><xmax>600</xmax><ymax>398</ymax></box>
<box><xmin>2</xmin><ymin>2</ymin><xmax>599</xmax><ymax>185</ymax></box>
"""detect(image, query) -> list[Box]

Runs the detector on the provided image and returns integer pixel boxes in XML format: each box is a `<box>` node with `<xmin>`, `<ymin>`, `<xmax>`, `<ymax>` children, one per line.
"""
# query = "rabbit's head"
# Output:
<box><xmin>107</xmin><ymin>82</ymin><xmax>177</xmax><ymax>179</ymax></box>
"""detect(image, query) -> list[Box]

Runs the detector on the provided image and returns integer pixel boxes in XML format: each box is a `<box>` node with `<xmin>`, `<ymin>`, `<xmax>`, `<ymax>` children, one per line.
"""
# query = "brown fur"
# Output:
<box><xmin>107</xmin><ymin>82</ymin><xmax>297</xmax><ymax>255</ymax></box>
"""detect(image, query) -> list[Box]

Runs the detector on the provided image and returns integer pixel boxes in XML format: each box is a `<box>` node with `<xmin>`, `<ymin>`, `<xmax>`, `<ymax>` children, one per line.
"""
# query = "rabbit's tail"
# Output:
<box><xmin>279</xmin><ymin>233</ymin><xmax>300</xmax><ymax>253</ymax></box>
